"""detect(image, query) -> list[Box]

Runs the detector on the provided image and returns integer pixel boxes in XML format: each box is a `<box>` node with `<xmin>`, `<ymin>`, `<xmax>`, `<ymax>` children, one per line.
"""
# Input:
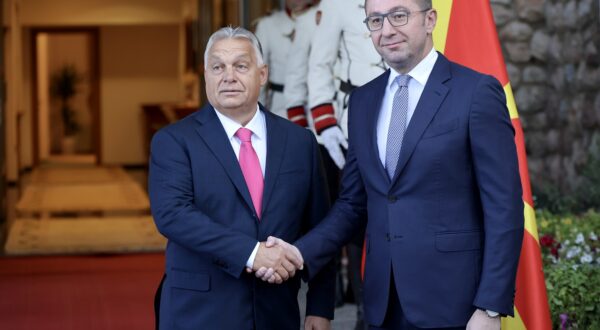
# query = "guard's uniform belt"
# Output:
<box><xmin>269</xmin><ymin>82</ymin><xmax>284</xmax><ymax>92</ymax></box>
<box><xmin>339</xmin><ymin>79</ymin><xmax>359</xmax><ymax>94</ymax></box>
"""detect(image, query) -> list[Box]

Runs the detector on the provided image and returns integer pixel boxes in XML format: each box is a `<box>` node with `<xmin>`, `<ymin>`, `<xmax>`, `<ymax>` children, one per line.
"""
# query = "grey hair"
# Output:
<box><xmin>203</xmin><ymin>26</ymin><xmax>264</xmax><ymax>68</ymax></box>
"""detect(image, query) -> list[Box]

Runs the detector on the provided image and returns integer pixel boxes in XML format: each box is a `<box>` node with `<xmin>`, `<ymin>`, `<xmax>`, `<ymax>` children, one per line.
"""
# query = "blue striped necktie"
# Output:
<box><xmin>385</xmin><ymin>75</ymin><xmax>411</xmax><ymax>179</ymax></box>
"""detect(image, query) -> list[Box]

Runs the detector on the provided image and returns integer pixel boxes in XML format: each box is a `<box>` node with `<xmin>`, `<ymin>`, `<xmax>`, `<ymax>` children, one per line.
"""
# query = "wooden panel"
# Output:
<box><xmin>0</xmin><ymin>0</ymin><xmax>5</xmax><ymax>224</ymax></box>
<box><xmin>247</xmin><ymin>0</ymin><xmax>279</xmax><ymax>29</ymax></box>
<box><xmin>142</xmin><ymin>103</ymin><xmax>197</xmax><ymax>160</ymax></box>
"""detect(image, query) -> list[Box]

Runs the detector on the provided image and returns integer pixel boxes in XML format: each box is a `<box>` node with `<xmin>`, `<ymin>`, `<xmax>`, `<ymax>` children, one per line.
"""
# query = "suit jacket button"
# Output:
<box><xmin>388</xmin><ymin>195</ymin><xmax>397</xmax><ymax>203</ymax></box>
<box><xmin>386</xmin><ymin>233</ymin><xmax>391</xmax><ymax>241</ymax></box>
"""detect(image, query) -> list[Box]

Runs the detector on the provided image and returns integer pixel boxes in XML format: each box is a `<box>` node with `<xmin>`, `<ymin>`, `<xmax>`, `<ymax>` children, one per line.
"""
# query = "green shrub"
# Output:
<box><xmin>538</xmin><ymin>210</ymin><xmax>600</xmax><ymax>329</ymax></box>
<box><xmin>544</xmin><ymin>262</ymin><xmax>600</xmax><ymax>329</ymax></box>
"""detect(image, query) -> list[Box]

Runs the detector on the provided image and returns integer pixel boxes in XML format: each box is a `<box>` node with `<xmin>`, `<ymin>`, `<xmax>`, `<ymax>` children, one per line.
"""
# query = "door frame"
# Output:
<box><xmin>31</xmin><ymin>27</ymin><xmax>101</xmax><ymax>165</ymax></box>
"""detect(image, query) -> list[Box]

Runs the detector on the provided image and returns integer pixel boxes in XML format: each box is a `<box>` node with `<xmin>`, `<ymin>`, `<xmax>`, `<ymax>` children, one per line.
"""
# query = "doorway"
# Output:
<box><xmin>32</xmin><ymin>28</ymin><xmax>100</xmax><ymax>165</ymax></box>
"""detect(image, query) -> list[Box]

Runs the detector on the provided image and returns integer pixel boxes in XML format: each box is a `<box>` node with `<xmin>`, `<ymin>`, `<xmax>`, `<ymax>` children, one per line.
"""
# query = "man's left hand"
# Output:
<box><xmin>466</xmin><ymin>309</ymin><xmax>500</xmax><ymax>330</ymax></box>
<box><xmin>305</xmin><ymin>316</ymin><xmax>331</xmax><ymax>330</ymax></box>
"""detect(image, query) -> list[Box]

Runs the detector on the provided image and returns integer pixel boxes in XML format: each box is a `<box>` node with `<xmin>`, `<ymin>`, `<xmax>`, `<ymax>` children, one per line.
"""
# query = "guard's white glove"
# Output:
<box><xmin>320</xmin><ymin>126</ymin><xmax>348</xmax><ymax>169</ymax></box>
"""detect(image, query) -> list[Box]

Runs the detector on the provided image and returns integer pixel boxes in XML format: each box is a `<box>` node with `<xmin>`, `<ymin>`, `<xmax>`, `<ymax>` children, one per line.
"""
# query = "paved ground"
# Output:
<box><xmin>331</xmin><ymin>303</ymin><xmax>360</xmax><ymax>329</ymax></box>
<box><xmin>298</xmin><ymin>283</ymin><xmax>360</xmax><ymax>330</ymax></box>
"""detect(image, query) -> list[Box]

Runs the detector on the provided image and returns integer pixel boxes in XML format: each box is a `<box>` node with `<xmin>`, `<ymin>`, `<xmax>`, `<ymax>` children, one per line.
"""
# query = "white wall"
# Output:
<box><xmin>100</xmin><ymin>25</ymin><xmax>181</xmax><ymax>164</ymax></box>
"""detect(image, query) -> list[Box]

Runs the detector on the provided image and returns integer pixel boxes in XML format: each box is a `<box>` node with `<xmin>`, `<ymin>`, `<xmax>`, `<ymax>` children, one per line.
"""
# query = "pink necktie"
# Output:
<box><xmin>236</xmin><ymin>128</ymin><xmax>264</xmax><ymax>218</ymax></box>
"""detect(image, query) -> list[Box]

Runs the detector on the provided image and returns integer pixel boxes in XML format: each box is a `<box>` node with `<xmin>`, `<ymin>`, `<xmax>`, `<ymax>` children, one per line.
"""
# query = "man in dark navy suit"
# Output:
<box><xmin>259</xmin><ymin>0</ymin><xmax>524</xmax><ymax>329</ymax></box>
<box><xmin>149</xmin><ymin>26</ymin><xmax>334</xmax><ymax>330</ymax></box>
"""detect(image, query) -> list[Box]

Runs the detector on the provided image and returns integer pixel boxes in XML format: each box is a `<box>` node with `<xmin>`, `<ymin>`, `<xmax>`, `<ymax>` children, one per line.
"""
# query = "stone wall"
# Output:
<box><xmin>491</xmin><ymin>0</ymin><xmax>600</xmax><ymax>193</ymax></box>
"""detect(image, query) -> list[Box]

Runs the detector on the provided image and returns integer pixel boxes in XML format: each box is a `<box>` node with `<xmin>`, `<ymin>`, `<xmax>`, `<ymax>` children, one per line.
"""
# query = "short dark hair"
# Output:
<box><xmin>421</xmin><ymin>0</ymin><xmax>432</xmax><ymax>9</ymax></box>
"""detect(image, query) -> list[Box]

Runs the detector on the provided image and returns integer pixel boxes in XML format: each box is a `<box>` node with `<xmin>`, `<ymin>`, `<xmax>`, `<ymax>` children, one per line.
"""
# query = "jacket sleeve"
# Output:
<box><xmin>469</xmin><ymin>75</ymin><xmax>524</xmax><ymax>316</ymax></box>
<box><xmin>303</xmin><ymin>132</ymin><xmax>336</xmax><ymax>319</ymax></box>
<box><xmin>148</xmin><ymin>128</ymin><xmax>257</xmax><ymax>279</ymax></box>
<box><xmin>296</xmin><ymin>91</ymin><xmax>368</xmax><ymax>280</ymax></box>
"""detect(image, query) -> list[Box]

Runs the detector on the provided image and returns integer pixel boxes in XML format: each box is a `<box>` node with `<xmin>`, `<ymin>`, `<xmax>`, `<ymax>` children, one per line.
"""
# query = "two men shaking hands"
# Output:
<box><xmin>249</xmin><ymin>236</ymin><xmax>304</xmax><ymax>284</ymax></box>
<box><xmin>152</xmin><ymin>0</ymin><xmax>525</xmax><ymax>327</ymax></box>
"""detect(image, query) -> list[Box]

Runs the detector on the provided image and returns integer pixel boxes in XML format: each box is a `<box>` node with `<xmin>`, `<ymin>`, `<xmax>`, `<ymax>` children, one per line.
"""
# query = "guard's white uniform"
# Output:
<box><xmin>283</xmin><ymin>6</ymin><xmax>320</xmax><ymax>138</ymax></box>
<box><xmin>307</xmin><ymin>0</ymin><xmax>386</xmax><ymax>136</ymax></box>
<box><xmin>255</xmin><ymin>10</ymin><xmax>295</xmax><ymax>119</ymax></box>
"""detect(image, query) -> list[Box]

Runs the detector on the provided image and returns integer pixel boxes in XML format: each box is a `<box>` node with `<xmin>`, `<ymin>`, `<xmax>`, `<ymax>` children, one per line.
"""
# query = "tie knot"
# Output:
<box><xmin>395</xmin><ymin>75</ymin><xmax>410</xmax><ymax>88</ymax></box>
<box><xmin>236</xmin><ymin>127</ymin><xmax>253</xmax><ymax>142</ymax></box>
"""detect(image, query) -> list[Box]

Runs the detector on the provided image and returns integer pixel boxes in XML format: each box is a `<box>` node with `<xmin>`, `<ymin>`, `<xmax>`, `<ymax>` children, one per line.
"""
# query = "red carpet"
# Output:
<box><xmin>0</xmin><ymin>253</ymin><xmax>164</xmax><ymax>330</ymax></box>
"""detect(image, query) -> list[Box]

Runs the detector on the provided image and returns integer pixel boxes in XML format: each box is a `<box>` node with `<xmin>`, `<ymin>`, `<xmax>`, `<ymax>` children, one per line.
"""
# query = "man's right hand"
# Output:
<box><xmin>253</xmin><ymin>236</ymin><xmax>304</xmax><ymax>283</ymax></box>
<box><xmin>251</xmin><ymin>238</ymin><xmax>304</xmax><ymax>283</ymax></box>
<box><xmin>320</xmin><ymin>126</ymin><xmax>348</xmax><ymax>169</ymax></box>
<box><xmin>466</xmin><ymin>309</ymin><xmax>500</xmax><ymax>330</ymax></box>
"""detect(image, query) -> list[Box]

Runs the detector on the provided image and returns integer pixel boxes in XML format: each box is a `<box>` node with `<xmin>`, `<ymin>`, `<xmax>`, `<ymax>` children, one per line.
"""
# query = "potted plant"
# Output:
<box><xmin>50</xmin><ymin>64</ymin><xmax>83</xmax><ymax>153</ymax></box>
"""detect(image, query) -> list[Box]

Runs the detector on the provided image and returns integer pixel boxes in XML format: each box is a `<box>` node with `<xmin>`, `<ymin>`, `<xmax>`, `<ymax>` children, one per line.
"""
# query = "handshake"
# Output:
<box><xmin>246</xmin><ymin>236</ymin><xmax>304</xmax><ymax>284</ymax></box>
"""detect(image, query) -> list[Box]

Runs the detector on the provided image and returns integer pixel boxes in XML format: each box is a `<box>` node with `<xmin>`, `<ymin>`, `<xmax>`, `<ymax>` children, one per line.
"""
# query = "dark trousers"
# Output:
<box><xmin>154</xmin><ymin>274</ymin><xmax>165</xmax><ymax>330</ymax></box>
<box><xmin>369</xmin><ymin>274</ymin><xmax>465</xmax><ymax>330</ymax></box>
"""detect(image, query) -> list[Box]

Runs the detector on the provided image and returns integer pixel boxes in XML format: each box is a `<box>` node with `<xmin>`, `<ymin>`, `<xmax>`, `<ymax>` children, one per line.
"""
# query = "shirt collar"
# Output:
<box><xmin>387</xmin><ymin>47</ymin><xmax>438</xmax><ymax>90</ymax></box>
<box><xmin>214</xmin><ymin>105</ymin><xmax>266</xmax><ymax>141</ymax></box>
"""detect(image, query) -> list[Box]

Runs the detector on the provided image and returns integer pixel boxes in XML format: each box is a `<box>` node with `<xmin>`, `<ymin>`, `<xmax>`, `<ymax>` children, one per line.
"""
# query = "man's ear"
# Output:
<box><xmin>259</xmin><ymin>64</ymin><xmax>269</xmax><ymax>86</ymax></box>
<box><xmin>426</xmin><ymin>9</ymin><xmax>437</xmax><ymax>34</ymax></box>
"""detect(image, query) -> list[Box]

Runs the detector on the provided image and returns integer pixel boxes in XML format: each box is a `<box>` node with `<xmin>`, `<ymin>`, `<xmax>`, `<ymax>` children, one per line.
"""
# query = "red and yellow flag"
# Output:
<box><xmin>432</xmin><ymin>0</ymin><xmax>552</xmax><ymax>329</ymax></box>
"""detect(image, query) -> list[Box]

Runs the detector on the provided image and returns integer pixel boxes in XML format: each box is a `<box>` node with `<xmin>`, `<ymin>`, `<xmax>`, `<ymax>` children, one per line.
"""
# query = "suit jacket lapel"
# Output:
<box><xmin>193</xmin><ymin>105</ymin><xmax>256</xmax><ymax>215</ymax></box>
<box><xmin>391</xmin><ymin>54</ymin><xmax>451</xmax><ymax>184</ymax></box>
<box><xmin>365</xmin><ymin>70</ymin><xmax>392</xmax><ymax>183</ymax></box>
<box><xmin>261</xmin><ymin>108</ymin><xmax>287</xmax><ymax>217</ymax></box>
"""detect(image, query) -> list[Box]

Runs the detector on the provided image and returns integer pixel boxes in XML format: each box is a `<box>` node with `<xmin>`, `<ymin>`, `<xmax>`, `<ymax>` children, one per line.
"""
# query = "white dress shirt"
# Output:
<box><xmin>214</xmin><ymin>105</ymin><xmax>266</xmax><ymax>268</ymax></box>
<box><xmin>214</xmin><ymin>105</ymin><xmax>267</xmax><ymax>176</ymax></box>
<box><xmin>376</xmin><ymin>48</ymin><xmax>438</xmax><ymax>165</ymax></box>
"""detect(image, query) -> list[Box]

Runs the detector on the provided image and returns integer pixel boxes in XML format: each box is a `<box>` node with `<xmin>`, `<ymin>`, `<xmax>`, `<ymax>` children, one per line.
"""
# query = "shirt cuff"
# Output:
<box><xmin>245</xmin><ymin>242</ymin><xmax>260</xmax><ymax>269</ymax></box>
<box><xmin>485</xmin><ymin>310</ymin><xmax>500</xmax><ymax>317</ymax></box>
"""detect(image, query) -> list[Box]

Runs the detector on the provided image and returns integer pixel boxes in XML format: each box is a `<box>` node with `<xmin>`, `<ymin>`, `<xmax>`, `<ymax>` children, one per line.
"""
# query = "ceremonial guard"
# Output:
<box><xmin>308</xmin><ymin>0</ymin><xmax>387</xmax><ymax>169</ymax></box>
<box><xmin>284</xmin><ymin>5</ymin><xmax>319</xmax><ymax>133</ymax></box>
<box><xmin>255</xmin><ymin>0</ymin><xmax>313</xmax><ymax>119</ymax></box>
